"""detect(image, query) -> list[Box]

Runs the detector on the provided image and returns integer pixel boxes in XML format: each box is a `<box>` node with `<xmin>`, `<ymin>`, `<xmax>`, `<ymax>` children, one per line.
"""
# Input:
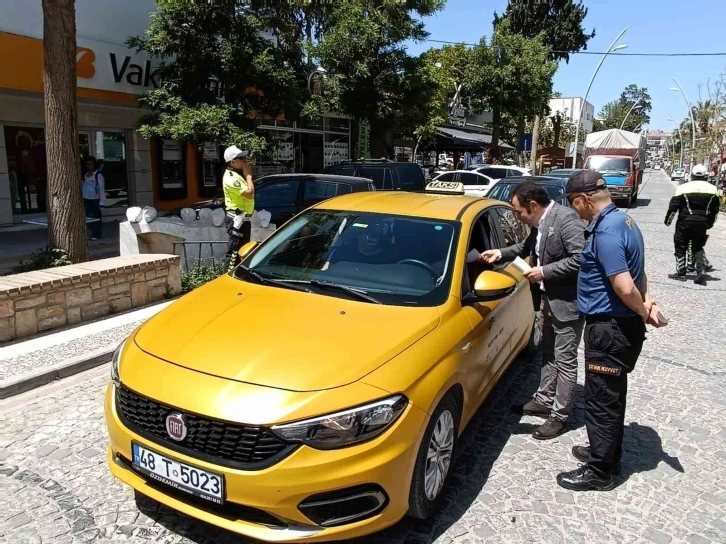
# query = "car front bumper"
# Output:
<box><xmin>104</xmin><ymin>383</ymin><xmax>428</xmax><ymax>542</ymax></box>
<box><xmin>607</xmin><ymin>186</ymin><xmax>634</xmax><ymax>200</ymax></box>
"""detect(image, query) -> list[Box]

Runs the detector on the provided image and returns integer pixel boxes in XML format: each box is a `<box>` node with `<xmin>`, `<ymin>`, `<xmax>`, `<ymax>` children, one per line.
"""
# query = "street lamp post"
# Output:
<box><xmin>670</xmin><ymin>78</ymin><xmax>696</xmax><ymax>169</ymax></box>
<box><xmin>668</xmin><ymin>115</ymin><xmax>684</xmax><ymax>168</ymax></box>
<box><xmin>307</xmin><ymin>66</ymin><xmax>327</xmax><ymax>94</ymax></box>
<box><xmin>620</xmin><ymin>97</ymin><xmax>643</xmax><ymax>130</ymax></box>
<box><xmin>571</xmin><ymin>27</ymin><xmax>629</xmax><ymax>168</ymax></box>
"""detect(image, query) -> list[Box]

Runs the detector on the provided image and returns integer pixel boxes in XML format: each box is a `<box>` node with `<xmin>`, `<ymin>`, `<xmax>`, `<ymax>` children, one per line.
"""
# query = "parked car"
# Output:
<box><xmin>105</xmin><ymin>182</ymin><xmax>535</xmax><ymax>542</ymax></box>
<box><xmin>543</xmin><ymin>168</ymin><xmax>581</xmax><ymax>180</ymax></box>
<box><xmin>432</xmin><ymin>170</ymin><xmax>497</xmax><ymax>197</ymax></box>
<box><xmin>167</xmin><ymin>174</ymin><xmax>375</xmax><ymax>227</ymax></box>
<box><xmin>467</xmin><ymin>165</ymin><xmax>532</xmax><ymax>180</ymax></box>
<box><xmin>671</xmin><ymin>167</ymin><xmax>686</xmax><ymax>182</ymax></box>
<box><xmin>323</xmin><ymin>159</ymin><xmax>427</xmax><ymax>192</ymax></box>
<box><xmin>485</xmin><ymin>176</ymin><xmax>569</xmax><ymax>207</ymax></box>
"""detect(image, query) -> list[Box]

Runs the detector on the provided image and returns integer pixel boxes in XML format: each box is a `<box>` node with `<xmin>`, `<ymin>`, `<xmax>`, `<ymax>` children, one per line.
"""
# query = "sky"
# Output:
<box><xmin>406</xmin><ymin>0</ymin><xmax>726</xmax><ymax>133</ymax></box>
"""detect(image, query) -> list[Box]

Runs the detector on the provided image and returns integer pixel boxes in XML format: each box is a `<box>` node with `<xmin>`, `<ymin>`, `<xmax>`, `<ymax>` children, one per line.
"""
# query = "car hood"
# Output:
<box><xmin>134</xmin><ymin>276</ymin><xmax>440</xmax><ymax>392</ymax></box>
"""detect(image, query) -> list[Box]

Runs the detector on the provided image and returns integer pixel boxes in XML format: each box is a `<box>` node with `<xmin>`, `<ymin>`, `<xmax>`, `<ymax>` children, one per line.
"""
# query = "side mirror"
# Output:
<box><xmin>463</xmin><ymin>270</ymin><xmax>517</xmax><ymax>304</ymax></box>
<box><xmin>237</xmin><ymin>241</ymin><xmax>258</xmax><ymax>259</ymax></box>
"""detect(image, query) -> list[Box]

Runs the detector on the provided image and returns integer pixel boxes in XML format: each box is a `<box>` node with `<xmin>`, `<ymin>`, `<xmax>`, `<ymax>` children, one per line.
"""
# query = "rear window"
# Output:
<box><xmin>359</xmin><ymin>167</ymin><xmax>393</xmax><ymax>190</ymax></box>
<box><xmin>397</xmin><ymin>164</ymin><xmax>426</xmax><ymax>191</ymax></box>
<box><xmin>479</xmin><ymin>167</ymin><xmax>509</xmax><ymax>179</ymax></box>
<box><xmin>506</xmin><ymin>169</ymin><xmax>524</xmax><ymax>177</ymax></box>
<box><xmin>326</xmin><ymin>166</ymin><xmax>356</xmax><ymax>177</ymax></box>
<box><xmin>435</xmin><ymin>172</ymin><xmax>456</xmax><ymax>182</ymax></box>
<box><xmin>460</xmin><ymin>173</ymin><xmax>485</xmax><ymax>186</ymax></box>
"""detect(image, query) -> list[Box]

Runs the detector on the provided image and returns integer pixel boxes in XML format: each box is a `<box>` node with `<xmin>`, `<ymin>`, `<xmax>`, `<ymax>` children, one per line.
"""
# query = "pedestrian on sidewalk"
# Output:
<box><xmin>222</xmin><ymin>146</ymin><xmax>255</xmax><ymax>272</ymax></box>
<box><xmin>665</xmin><ymin>164</ymin><xmax>719</xmax><ymax>285</ymax></box>
<box><xmin>82</xmin><ymin>156</ymin><xmax>105</xmax><ymax>241</ymax></box>
<box><xmin>558</xmin><ymin>170</ymin><xmax>665</xmax><ymax>492</ymax></box>
<box><xmin>479</xmin><ymin>181</ymin><xmax>586</xmax><ymax>440</ymax></box>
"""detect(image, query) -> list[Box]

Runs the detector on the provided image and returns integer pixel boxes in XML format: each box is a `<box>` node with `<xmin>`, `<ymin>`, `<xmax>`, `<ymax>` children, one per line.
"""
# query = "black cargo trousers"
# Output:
<box><xmin>224</xmin><ymin>212</ymin><xmax>252</xmax><ymax>273</ymax></box>
<box><xmin>674</xmin><ymin>219</ymin><xmax>708</xmax><ymax>275</ymax></box>
<box><xmin>583</xmin><ymin>315</ymin><xmax>646</xmax><ymax>478</ymax></box>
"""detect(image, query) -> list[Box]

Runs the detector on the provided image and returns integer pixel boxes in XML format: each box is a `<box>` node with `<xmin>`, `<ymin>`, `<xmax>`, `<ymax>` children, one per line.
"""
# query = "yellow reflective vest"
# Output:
<box><xmin>223</xmin><ymin>169</ymin><xmax>254</xmax><ymax>214</ymax></box>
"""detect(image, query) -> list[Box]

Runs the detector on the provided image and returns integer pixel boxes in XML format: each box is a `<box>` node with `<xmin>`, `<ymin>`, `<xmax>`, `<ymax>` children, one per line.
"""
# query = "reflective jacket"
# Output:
<box><xmin>223</xmin><ymin>168</ymin><xmax>254</xmax><ymax>215</ymax></box>
<box><xmin>665</xmin><ymin>179</ymin><xmax>719</xmax><ymax>229</ymax></box>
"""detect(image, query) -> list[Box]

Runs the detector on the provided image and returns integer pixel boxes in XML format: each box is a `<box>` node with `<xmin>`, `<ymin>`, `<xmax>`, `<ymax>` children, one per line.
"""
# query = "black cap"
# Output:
<box><xmin>565</xmin><ymin>169</ymin><xmax>607</xmax><ymax>195</ymax></box>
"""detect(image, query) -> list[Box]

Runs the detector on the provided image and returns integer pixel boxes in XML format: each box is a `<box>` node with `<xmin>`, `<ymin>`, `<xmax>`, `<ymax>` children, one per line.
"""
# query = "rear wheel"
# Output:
<box><xmin>524</xmin><ymin>310</ymin><xmax>542</xmax><ymax>356</ymax></box>
<box><xmin>408</xmin><ymin>394</ymin><xmax>460</xmax><ymax>520</ymax></box>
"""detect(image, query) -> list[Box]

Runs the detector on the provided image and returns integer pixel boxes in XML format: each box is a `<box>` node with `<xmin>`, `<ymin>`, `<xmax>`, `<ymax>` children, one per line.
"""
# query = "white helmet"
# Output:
<box><xmin>691</xmin><ymin>164</ymin><xmax>707</xmax><ymax>179</ymax></box>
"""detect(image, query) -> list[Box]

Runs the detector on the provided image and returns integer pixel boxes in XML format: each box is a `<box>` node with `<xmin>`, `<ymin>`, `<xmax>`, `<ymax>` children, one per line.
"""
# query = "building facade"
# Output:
<box><xmin>548</xmin><ymin>97</ymin><xmax>595</xmax><ymax>135</ymax></box>
<box><xmin>646</xmin><ymin>130</ymin><xmax>670</xmax><ymax>163</ymax></box>
<box><xmin>0</xmin><ymin>0</ymin><xmax>351</xmax><ymax>226</ymax></box>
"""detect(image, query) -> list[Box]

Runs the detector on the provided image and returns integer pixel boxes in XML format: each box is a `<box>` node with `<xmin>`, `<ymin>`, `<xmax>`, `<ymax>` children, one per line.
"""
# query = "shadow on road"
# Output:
<box><xmin>617</xmin><ymin>422</ymin><xmax>684</xmax><ymax>485</ymax></box>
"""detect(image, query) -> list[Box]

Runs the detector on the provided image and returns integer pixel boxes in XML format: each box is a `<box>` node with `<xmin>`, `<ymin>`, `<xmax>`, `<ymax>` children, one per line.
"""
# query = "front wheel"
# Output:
<box><xmin>408</xmin><ymin>394</ymin><xmax>460</xmax><ymax>520</ymax></box>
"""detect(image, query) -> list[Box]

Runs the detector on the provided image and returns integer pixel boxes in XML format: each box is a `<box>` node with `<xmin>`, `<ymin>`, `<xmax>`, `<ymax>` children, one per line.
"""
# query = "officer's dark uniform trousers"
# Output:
<box><xmin>584</xmin><ymin>315</ymin><xmax>646</xmax><ymax>477</ymax></box>
<box><xmin>224</xmin><ymin>211</ymin><xmax>251</xmax><ymax>272</ymax></box>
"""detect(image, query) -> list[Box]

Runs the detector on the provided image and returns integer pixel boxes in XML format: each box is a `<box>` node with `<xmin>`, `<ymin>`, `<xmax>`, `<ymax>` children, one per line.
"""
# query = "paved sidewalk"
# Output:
<box><xmin>0</xmin><ymin>301</ymin><xmax>172</xmax><ymax>392</ymax></box>
<box><xmin>1</xmin><ymin>170</ymin><xmax>724</xmax><ymax>544</ymax></box>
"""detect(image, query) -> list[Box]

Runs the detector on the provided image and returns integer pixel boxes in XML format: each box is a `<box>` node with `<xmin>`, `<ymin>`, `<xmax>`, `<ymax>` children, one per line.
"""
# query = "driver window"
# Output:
<box><xmin>463</xmin><ymin>211</ymin><xmax>497</xmax><ymax>296</ymax></box>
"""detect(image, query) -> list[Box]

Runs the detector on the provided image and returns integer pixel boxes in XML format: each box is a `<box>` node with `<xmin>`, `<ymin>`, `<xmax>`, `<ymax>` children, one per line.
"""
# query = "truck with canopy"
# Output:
<box><xmin>583</xmin><ymin>129</ymin><xmax>646</xmax><ymax>207</ymax></box>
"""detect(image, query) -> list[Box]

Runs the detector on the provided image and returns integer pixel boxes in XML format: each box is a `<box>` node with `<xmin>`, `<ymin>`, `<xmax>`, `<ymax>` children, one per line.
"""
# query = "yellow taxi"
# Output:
<box><xmin>105</xmin><ymin>180</ymin><xmax>536</xmax><ymax>542</ymax></box>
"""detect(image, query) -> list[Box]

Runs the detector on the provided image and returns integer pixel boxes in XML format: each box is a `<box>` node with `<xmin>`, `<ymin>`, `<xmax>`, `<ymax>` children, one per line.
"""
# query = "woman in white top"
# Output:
<box><xmin>82</xmin><ymin>156</ymin><xmax>105</xmax><ymax>240</ymax></box>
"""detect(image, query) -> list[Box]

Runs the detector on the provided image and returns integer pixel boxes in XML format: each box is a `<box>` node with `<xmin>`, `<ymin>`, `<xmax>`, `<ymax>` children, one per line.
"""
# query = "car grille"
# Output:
<box><xmin>116</xmin><ymin>385</ymin><xmax>296</xmax><ymax>470</ymax></box>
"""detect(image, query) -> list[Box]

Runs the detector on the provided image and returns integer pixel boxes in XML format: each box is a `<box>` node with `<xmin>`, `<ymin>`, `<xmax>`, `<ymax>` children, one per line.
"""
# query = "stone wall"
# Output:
<box><xmin>0</xmin><ymin>254</ymin><xmax>181</xmax><ymax>342</ymax></box>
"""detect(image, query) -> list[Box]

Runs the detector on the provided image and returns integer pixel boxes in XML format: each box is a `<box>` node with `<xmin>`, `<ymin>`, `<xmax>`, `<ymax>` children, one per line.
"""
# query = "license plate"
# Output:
<box><xmin>132</xmin><ymin>442</ymin><xmax>224</xmax><ymax>505</ymax></box>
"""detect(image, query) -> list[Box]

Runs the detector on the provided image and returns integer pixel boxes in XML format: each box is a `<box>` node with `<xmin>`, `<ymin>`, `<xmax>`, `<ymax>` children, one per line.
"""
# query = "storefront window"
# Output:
<box><xmin>324</xmin><ymin>133</ymin><xmax>349</xmax><ymax>167</ymax></box>
<box><xmin>95</xmin><ymin>131</ymin><xmax>129</xmax><ymax>208</ymax></box>
<box><xmin>157</xmin><ymin>139</ymin><xmax>187</xmax><ymax>200</ymax></box>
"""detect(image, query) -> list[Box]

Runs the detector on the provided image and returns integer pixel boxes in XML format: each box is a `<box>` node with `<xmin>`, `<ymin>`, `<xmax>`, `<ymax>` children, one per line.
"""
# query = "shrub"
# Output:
<box><xmin>181</xmin><ymin>261</ymin><xmax>225</xmax><ymax>292</ymax></box>
<box><xmin>13</xmin><ymin>246</ymin><xmax>72</xmax><ymax>273</ymax></box>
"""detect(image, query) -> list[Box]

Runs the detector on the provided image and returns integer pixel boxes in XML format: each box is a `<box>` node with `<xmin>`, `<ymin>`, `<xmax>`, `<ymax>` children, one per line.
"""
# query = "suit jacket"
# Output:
<box><xmin>500</xmin><ymin>202</ymin><xmax>586</xmax><ymax>322</ymax></box>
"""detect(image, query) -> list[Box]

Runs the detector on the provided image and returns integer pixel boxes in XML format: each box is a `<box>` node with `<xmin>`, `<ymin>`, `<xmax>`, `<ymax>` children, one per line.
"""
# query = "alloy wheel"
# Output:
<box><xmin>424</xmin><ymin>409</ymin><xmax>454</xmax><ymax>501</ymax></box>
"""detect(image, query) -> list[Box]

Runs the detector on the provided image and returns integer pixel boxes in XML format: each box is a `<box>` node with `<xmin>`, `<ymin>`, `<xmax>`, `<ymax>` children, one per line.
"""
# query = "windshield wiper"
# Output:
<box><xmin>310</xmin><ymin>281</ymin><xmax>382</xmax><ymax>304</ymax></box>
<box><xmin>278</xmin><ymin>279</ymin><xmax>383</xmax><ymax>304</ymax></box>
<box><xmin>237</xmin><ymin>267</ymin><xmax>313</xmax><ymax>293</ymax></box>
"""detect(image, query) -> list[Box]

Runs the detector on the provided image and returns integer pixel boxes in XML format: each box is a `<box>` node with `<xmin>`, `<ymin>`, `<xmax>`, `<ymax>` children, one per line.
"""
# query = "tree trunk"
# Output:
<box><xmin>411</xmin><ymin>136</ymin><xmax>422</xmax><ymax>162</ymax></box>
<box><xmin>552</xmin><ymin>114</ymin><xmax>562</xmax><ymax>153</ymax></box>
<box><xmin>491</xmin><ymin>105</ymin><xmax>501</xmax><ymax>150</ymax></box>
<box><xmin>529</xmin><ymin>115</ymin><xmax>541</xmax><ymax>173</ymax></box>
<box><xmin>43</xmin><ymin>0</ymin><xmax>88</xmax><ymax>263</ymax></box>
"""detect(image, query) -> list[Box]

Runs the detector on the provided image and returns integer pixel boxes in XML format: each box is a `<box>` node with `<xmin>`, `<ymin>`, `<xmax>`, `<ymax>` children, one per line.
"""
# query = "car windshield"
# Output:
<box><xmin>487</xmin><ymin>183</ymin><xmax>565</xmax><ymax>203</ymax></box>
<box><xmin>585</xmin><ymin>157</ymin><xmax>631</xmax><ymax>174</ymax></box>
<box><xmin>236</xmin><ymin>210</ymin><xmax>459</xmax><ymax>307</ymax></box>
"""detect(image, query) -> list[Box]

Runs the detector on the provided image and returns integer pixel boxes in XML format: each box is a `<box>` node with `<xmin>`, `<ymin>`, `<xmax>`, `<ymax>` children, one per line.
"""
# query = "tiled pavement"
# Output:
<box><xmin>1</xmin><ymin>169</ymin><xmax>725</xmax><ymax>544</ymax></box>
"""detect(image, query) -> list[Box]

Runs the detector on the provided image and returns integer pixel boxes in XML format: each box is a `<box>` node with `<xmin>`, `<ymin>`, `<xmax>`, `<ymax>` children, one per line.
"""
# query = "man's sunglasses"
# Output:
<box><xmin>567</xmin><ymin>186</ymin><xmax>606</xmax><ymax>204</ymax></box>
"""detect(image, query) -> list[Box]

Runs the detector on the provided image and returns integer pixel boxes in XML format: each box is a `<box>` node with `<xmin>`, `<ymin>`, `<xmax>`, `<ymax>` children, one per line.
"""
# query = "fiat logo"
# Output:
<box><xmin>165</xmin><ymin>413</ymin><xmax>188</xmax><ymax>442</ymax></box>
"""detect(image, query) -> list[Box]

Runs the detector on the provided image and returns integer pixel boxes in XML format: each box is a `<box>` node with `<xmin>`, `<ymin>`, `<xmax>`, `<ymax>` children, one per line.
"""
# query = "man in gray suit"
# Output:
<box><xmin>480</xmin><ymin>181</ymin><xmax>586</xmax><ymax>439</ymax></box>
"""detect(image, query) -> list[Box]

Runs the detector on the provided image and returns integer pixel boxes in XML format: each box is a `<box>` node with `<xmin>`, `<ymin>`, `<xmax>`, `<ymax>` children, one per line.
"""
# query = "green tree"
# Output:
<box><xmin>466</xmin><ymin>19</ymin><xmax>557</xmax><ymax>151</ymax></box>
<box><xmin>313</xmin><ymin>0</ymin><xmax>445</xmax><ymax>157</ymax></box>
<box><xmin>494</xmin><ymin>0</ymin><xmax>595</xmax><ymax>63</ymax></box>
<box><xmin>412</xmin><ymin>44</ymin><xmax>471</xmax><ymax>157</ymax></box>
<box><xmin>595</xmin><ymin>85</ymin><xmax>652</xmax><ymax>132</ymax></box>
<box><xmin>493</xmin><ymin>0</ymin><xmax>594</xmax><ymax>168</ymax></box>
<box><xmin>128</xmin><ymin>2</ymin><xmax>314</xmax><ymax>154</ymax></box>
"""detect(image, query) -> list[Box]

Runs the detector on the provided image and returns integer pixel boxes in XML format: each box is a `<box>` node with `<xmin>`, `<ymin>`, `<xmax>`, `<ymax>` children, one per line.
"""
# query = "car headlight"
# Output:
<box><xmin>111</xmin><ymin>339</ymin><xmax>127</xmax><ymax>386</ymax></box>
<box><xmin>271</xmin><ymin>395</ymin><xmax>408</xmax><ymax>450</ymax></box>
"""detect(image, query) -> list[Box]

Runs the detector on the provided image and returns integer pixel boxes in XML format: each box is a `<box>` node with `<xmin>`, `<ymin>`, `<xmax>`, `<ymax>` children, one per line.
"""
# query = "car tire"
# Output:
<box><xmin>408</xmin><ymin>393</ymin><xmax>460</xmax><ymax>520</ymax></box>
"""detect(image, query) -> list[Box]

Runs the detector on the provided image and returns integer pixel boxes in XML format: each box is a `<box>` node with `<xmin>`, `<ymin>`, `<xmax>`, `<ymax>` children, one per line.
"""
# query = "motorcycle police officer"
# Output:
<box><xmin>665</xmin><ymin>164</ymin><xmax>719</xmax><ymax>285</ymax></box>
<box><xmin>222</xmin><ymin>146</ymin><xmax>255</xmax><ymax>271</ymax></box>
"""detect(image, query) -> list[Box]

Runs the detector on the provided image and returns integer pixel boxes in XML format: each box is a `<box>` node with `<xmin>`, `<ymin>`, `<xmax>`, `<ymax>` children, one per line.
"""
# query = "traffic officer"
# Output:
<box><xmin>666</xmin><ymin>164</ymin><xmax>719</xmax><ymax>285</ymax></box>
<box><xmin>222</xmin><ymin>146</ymin><xmax>255</xmax><ymax>272</ymax></box>
<box><xmin>558</xmin><ymin>170</ymin><xmax>665</xmax><ymax>492</ymax></box>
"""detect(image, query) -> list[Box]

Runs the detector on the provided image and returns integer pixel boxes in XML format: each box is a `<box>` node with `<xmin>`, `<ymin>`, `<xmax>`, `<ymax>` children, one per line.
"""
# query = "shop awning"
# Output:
<box><xmin>435</xmin><ymin>126</ymin><xmax>513</xmax><ymax>151</ymax></box>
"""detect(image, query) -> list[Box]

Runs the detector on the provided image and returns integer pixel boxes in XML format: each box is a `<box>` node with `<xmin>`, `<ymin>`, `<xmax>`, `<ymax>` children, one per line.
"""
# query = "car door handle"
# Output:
<box><xmin>462</xmin><ymin>342</ymin><xmax>473</xmax><ymax>353</ymax></box>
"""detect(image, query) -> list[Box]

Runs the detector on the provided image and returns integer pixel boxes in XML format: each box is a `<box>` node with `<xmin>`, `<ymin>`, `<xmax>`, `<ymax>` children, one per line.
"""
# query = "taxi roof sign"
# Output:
<box><xmin>425</xmin><ymin>180</ymin><xmax>466</xmax><ymax>195</ymax></box>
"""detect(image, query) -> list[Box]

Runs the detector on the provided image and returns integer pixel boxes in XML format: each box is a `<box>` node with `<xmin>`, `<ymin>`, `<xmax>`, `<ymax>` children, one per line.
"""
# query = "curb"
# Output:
<box><xmin>0</xmin><ymin>347</ymin><xmax>115</xmax><ymax>400</ymax></box>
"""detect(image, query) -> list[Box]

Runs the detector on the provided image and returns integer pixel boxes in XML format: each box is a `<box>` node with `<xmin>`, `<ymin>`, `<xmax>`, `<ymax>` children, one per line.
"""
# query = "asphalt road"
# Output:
<box><xmin>1</xmin><ymin>169</ymin><xmax>725</xmax><ymax>544</ymax></box>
